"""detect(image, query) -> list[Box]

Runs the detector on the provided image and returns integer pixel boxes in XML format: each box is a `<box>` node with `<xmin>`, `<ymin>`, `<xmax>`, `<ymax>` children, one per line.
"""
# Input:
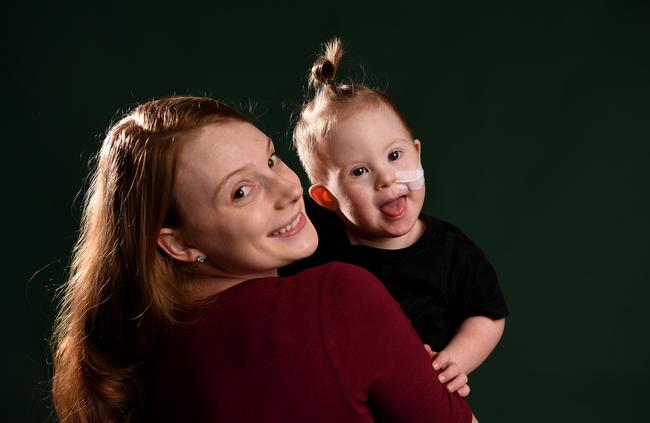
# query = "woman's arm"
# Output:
<box><xmin>320</xmin><ymin>263</ymin><xmax>474</xmax><ymax>423</ymax></box>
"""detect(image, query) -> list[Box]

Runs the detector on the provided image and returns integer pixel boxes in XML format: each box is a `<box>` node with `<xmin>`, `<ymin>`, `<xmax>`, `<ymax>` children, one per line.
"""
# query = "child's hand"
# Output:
<box><xmin>423</xmin><ymin>344</ymin><xmax>471</xmax><ymax>397</ymax></box>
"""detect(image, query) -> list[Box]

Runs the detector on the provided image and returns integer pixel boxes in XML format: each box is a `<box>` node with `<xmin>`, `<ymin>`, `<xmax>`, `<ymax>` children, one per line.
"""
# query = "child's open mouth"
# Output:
<box><xmin>379</xmin><ymin>196</ymin><xmax>407</xmax><ymax>219</ymax></box>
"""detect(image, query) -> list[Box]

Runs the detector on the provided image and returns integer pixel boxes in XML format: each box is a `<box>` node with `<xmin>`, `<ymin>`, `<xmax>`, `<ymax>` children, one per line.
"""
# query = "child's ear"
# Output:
<box><xmin>414</xmin><ymin>139</ymin><xmax>422</xmax><ymax>157</ymax></box>
<box><xmin>157</xmin><ymin>227</ymin><xmax>204</xmax><ymax>263</ymax></box>
<box><xmin>309</xmin><ymin>184</ymin><xmax>339</xmax><ymax>211</ymax></box>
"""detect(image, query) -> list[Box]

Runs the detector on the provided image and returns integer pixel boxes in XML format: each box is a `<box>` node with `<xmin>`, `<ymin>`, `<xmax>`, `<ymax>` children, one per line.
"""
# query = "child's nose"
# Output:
<box><xmin>375</xmin><ymin>167</ymin><xmax>396</xmax><ymax>190</ymax></box>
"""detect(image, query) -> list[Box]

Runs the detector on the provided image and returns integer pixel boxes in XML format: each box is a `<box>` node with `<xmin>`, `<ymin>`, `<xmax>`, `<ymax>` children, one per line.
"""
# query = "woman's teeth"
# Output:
<box><xmin>271</xmin><ymin>214</ymin><xmax>301</xmax><ymax>236</ymax></box>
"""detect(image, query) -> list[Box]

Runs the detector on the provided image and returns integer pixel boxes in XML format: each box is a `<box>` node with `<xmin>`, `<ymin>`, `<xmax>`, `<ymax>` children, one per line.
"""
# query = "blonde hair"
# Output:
<box><xmin>51</xmin><ymin>96</ymin><xmax>248</xmax><ymax>423</ymax></box>
<box><xmin>293</xmin><ymin>38</ymin><xmax>413</xmax><ymax>184</ymax></box>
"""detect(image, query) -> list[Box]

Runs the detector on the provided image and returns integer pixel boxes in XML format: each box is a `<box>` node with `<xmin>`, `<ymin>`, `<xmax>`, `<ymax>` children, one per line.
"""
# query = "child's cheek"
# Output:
<box><xmin>352</xmin><ymin>194</ymin><xmax>373</xmax><ymax>216</ymax></box>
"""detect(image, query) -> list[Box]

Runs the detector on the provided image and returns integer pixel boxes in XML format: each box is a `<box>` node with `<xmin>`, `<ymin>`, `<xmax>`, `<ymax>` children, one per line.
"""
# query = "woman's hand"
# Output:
<box><xmin>423</xmin><ymin>344</ymin><xmax>471</xmax><ymax>397</ymax></box>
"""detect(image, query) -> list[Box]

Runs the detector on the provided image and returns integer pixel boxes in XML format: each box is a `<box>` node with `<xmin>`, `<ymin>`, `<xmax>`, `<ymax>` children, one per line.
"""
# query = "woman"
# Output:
<box><xmin>51</xmin><ymin>96</ymin><xmax>476</xmax><ymax>422</ymax></box>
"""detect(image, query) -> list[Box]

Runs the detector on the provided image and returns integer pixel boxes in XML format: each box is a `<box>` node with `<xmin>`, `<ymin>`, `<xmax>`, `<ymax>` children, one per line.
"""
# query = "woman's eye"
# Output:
<box><xmin>350</xmin><ymin>167</ymin><xmax>368</xmax><ymax>177</ymax></box>
<box><xmin>233</xmin><ymin>185</ymin><xmax>252</xmax><ymax>200</ymax></box>
<box><xmin>268</xmin><ymin>152</ymin><xmax>281</xmax><ymax>168</ymax></box>
<box><xmin>388</xmin><ymin>151</ymin><xmax>401</xmax><ymax>161</ymax></box>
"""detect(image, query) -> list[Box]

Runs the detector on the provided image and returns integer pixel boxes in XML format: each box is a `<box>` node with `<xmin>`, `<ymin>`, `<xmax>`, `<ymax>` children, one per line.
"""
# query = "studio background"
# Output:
<box><xmin>5</xmin><ymin>1</ymin><xmax>648</xmax><ymax>421</ymax></box>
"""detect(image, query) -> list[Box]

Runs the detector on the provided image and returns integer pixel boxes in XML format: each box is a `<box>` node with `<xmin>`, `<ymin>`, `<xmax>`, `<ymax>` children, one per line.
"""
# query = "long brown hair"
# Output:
<box><xmin>51</xmin><ymin>96</ymin><xmax>248</xmax><ymax>422</ymax></box>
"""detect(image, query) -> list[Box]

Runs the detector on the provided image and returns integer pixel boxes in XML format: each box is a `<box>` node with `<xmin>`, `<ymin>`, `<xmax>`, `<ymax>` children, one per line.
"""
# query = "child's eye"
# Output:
<box><xmin>233</xmin><ymin>185</ymin><xmax>252</xmax><ymax>200</ymax></box>
<box><xmin>350</xmin><ymin>167</ymin><xmax>368</xmax><ymax>177</ymax></box>
<box><xmin>268</xmin><ymin>152</ymin><xmax>281</xmax><ymax>168</ymax></box>
<box><xmin>388</xmin><ymin>151</ymin><xmax>401</xmax><ymax>161</ymax></box>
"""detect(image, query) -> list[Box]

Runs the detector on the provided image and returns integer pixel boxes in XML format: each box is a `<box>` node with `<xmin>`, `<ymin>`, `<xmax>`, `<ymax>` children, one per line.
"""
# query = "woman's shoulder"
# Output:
<box><xmin>299</xmin><ymin>262</ymin><xmax>399</xmax><ymax>314</ymax></box>
<box><xmin>296</xmin><ymin>261</ymin><xmax>381</xmax><ymax>287</ymax></box>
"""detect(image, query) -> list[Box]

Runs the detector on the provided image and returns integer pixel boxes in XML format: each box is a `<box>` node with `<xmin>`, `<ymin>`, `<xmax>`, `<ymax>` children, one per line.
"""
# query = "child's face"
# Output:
<box><xmin>319</xmin><ymin>103</ymin><xmax>425</xmax><ymax>245</ymax></box>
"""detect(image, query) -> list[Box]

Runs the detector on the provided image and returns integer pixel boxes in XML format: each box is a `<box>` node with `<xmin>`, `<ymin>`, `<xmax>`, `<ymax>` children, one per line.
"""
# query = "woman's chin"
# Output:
<box><xmin>288</xmin><ymin>227</ymin><xmax>319</xmax><ymax>264</ymax></box>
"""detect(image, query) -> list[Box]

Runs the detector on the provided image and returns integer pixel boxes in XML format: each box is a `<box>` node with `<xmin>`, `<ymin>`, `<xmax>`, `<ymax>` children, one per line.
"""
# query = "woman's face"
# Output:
<box><xmin>173</xmin><ymin>120</ymin><xmax>318</xmax><ymax>279</ymax></box>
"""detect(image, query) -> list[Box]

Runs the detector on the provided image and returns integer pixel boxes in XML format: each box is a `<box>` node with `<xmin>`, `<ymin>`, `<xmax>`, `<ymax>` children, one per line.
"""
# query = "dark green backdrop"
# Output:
<box><xmin>5</xmin><ymin>1</ymin><xmax>648</xmax><ymax>421</ymax></box>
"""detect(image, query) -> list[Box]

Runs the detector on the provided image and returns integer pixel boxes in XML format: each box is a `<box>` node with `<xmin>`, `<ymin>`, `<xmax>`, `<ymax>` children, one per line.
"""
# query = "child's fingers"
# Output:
<box><xmin>423</xmin><ymin>344</ymin><xmax>436</xmax><ymax>359</ymax></box>
<box><xmin>437</xmin><ymin>361</ymin><xmax>460</xmax><ymax>383</ymax></box>
<box><xmin>424</xmin><ymin>344</ymin><xmax>440</xmax><ymax>361</ymax></box>
<box><xmin>444</xmin><ymin>372</ymin><xmax>468</xmax><ymax>392</ymax></box>
<box><xmin>456</xmin><ymin>384</ymin><xmax>471</xmax><ymax>398</ymax></box>
<box><xmin>432</xmin><ymin>350</ymin><xmax>450</xmax><ymax>371</ymax></box>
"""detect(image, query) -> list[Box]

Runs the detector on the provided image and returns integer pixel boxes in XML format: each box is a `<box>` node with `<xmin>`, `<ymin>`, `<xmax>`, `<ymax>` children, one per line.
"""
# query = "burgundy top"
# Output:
<box><xmin>144</xmin><ymin>262</ymin><xmax>472</xmax><ymax>422</ymax></box>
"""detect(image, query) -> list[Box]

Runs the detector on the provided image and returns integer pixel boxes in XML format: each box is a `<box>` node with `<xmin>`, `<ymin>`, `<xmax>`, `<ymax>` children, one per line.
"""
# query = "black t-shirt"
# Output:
<box><xmin>282</xmin><ymin>197</ymin><xmax>509</xmax><ymax>351</ymax></box>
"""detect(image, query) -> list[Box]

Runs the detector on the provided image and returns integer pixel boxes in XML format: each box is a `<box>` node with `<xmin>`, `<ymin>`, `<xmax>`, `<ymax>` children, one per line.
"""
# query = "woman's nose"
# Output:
<box><xmin>274</xmin><ymin>173</ymin><xmax>303</xmax><ymax>209</ymax></box>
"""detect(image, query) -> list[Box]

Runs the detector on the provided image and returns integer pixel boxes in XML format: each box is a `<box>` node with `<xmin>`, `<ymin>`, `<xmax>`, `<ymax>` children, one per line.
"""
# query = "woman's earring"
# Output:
<box><xmin>196</xmin><ymin>255</ymin><xmax>206</xmax><ymax>264</ymax></box>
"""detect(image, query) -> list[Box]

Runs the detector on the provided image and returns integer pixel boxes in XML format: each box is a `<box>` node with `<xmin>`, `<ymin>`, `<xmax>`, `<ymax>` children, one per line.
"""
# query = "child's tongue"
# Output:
<box><xmin>380</xmin><ymin>196</ymin><xmax>406</xmax><ymax>217</ymax></box>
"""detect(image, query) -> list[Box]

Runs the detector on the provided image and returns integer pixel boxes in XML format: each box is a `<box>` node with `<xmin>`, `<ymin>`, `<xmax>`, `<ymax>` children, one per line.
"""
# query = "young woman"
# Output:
<box><xmin>51</xmin><ymin>96</ymin><xmax>476</xmax><ymax>422</ymax></box>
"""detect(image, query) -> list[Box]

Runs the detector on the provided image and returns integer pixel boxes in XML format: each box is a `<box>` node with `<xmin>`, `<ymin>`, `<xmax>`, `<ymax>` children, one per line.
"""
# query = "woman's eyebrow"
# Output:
<box><xmin>212</xmin><ymin>166</ymin><xmax>251</xmax><ymax>201</ymax></box>
<box><xmin>211</xmin><ymin>138</ymin><xmax>274</xmax><ymax>201</ymax></box>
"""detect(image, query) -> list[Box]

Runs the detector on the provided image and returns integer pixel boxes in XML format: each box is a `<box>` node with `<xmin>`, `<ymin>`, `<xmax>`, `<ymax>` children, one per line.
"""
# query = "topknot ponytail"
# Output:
<box><xmin>295</xmin><ymin>38</ymin><xmax>413</xmax><ymax>185</ymax></box>
<box><xmin>309</xmin><ymin>38</ymin><xmax>344</xmax><ymax>89</ymax></box>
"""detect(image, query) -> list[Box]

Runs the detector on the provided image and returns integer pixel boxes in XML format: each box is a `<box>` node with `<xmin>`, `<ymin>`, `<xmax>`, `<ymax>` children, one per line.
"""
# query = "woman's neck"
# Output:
<box><xmin>186</xmin><ymin>270</ymin><xmax>278</xmax><ymax>301</ymax></box>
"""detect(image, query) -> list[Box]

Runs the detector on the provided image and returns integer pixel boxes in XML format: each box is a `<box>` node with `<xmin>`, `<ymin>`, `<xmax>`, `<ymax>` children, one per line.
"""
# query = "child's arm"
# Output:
<box><xmin>433</xmin><ymin>316</ymin><xmax>506</xmax><ymax>376</ymax></box>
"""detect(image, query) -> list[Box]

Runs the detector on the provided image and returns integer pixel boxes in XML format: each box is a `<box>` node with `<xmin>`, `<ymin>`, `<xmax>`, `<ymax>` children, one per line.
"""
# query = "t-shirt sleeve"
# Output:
<box><xmin>319</xmin><ymin>262</ymin><xmax>472</xmax><ymax>423</ymax></box>
<box><xmin>450</xmin><ymin>233</ymin><xmax>509</xmax><ymax>321</ymax></box>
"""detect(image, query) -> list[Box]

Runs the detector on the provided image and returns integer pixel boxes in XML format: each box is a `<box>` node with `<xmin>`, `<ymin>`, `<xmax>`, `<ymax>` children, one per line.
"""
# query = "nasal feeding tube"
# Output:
<box><xmin>394</xmin><ymin>162</ymin><xmax>425</xmax><ymax>190</ymax></box>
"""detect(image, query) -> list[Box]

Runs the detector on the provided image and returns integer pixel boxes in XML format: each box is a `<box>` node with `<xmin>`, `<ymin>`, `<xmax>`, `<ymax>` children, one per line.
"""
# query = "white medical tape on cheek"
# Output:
<box><xmin>394</xmin><ymin>162</ymin><xmax>425</xmax><ymax>190</ymax></box>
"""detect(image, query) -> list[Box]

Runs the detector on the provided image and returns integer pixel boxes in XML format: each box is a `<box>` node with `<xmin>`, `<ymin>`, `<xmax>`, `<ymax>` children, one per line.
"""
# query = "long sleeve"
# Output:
<box><xmin>319</xmin><ymin>262</ymin><xmax>472</xmax><ymax>423</ymax></box>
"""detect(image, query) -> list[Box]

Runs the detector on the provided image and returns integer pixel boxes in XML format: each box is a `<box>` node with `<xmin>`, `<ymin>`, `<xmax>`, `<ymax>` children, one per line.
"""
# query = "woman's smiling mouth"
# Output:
<box><xmin>270</xmin><ymin>212</ymin><xmax>305</xmax><ymax>237</ymax></box>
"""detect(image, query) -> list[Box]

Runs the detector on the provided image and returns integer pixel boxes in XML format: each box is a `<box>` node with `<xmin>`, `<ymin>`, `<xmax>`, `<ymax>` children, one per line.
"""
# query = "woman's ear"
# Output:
<box><xmin>414</xmin><ymin>139</ymin><xmax>422</xmax><ymax>157</ymax></box>
<box><xmin>309</xmin><ymin>184</ymin><xmax>339</xmax><ymax>211</ymax></box>
<box><xmin>157</xmin><ymin>227</ymin><xmax>203</xmax><ymax>263</ymax></box>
